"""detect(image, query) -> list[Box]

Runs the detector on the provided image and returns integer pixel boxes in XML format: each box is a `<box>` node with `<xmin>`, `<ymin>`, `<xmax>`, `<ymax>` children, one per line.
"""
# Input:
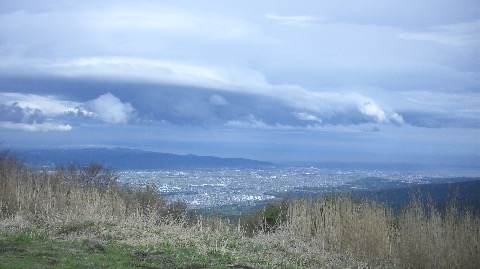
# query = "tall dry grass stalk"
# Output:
<box><xmin>281</xmin><ymin>194</ymin><xmax>480</xmax><ymax>268</ymax></box>
<box><xmin>396</xmin><ymin>197</ymin><xmax>480</xmax><ymax>268</ymax></box>
<box><xmin>283</xmin><ymin>195</ymin><xmax>394</xmax><ymax>263</ymax></box>
<box><xmin>0</xmin><ymin>152</ymin><xmax>193</xmax><ymax>230</ymax></box>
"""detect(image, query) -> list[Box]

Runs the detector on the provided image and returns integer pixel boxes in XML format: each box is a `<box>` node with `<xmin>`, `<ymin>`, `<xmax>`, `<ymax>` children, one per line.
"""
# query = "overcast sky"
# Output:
<box><xmin>0</xmin><ymin>1</ymin><xmax>479</xmax><ymax>170</ymax></box>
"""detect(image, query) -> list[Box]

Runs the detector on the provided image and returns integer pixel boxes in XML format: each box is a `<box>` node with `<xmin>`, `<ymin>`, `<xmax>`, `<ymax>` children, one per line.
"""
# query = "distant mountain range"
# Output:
<box><xmin>14</xmin><ymin>147</ymin><xmax>274</xmax><ymax>170</ymax></box>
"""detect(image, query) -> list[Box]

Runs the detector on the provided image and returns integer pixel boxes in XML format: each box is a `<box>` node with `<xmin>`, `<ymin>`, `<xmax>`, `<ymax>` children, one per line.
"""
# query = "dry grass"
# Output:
<box><xmin>0</xmin><ymin>151</ymin><xmax>193</xmax><ymax>229</ymax></box>
<box><xmin>1</xmin><ymin>150</ymin><xmax>479</xmax><ymax>268</ymax></box>
<box><xmin>282</xmin><ymin>196</ymin><xmax>395</xmax><ymax>263</ymax></box>
<box><xmin>395</xmin><ymin>198</ymin><xmax>479</xmax><ymax>268</ymax></box>
<box><xmin>280</xmin><ymin>194</ymin><xmax>480</xmax><ymax>268</ymax></box>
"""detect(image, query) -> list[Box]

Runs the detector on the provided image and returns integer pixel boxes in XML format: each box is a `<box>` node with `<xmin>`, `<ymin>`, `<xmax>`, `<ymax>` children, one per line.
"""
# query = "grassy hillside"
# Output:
<box><xmin>1</xmin><ymin>150</ymin><xmax>479</xmax><ymax>268</ymax></box>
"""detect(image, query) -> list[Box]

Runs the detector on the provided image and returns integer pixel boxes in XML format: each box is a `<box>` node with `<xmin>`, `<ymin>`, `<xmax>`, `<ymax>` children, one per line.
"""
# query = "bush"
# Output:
<box><xmin>242</xmin><ymin>198</ymin><xmax>289</xmax><ymax>235</ymax></box>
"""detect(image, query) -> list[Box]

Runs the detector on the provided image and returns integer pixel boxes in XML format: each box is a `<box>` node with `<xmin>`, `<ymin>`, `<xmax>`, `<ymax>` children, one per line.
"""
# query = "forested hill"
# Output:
<box><xmin>15</xmin><ymin>147</ymin><xmax>274</xmax><ymax>170</ymax></box>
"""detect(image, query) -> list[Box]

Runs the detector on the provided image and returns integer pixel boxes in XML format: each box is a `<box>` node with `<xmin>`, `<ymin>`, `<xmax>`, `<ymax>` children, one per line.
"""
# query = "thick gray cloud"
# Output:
<box><xmin>0</xmin><ymin>0</ymin><xmax>477</xmax><ymax>131</ymax></box>
<box><xmin>0</xmin><ymin>103</ymin><xmax>45</xmax><ymax>124</ymax></box>
<box><xmin>0</xmin><ymin>92</ymin><xmax>78</xmax><ymax>131</ymax></box>
<box><xmin>0</xmin><ymin>75</ymin><xmax>477</xmax><ymax>129</ymax></box>
<box><xmin>0</xmin><ymin>91</ymin><xmax>137</xmax><ymax>131</ymax></box>
<box><xmin>0</xmin><ymin>1</ymin><xmax>478</xmax><ymax>166</ymax></box>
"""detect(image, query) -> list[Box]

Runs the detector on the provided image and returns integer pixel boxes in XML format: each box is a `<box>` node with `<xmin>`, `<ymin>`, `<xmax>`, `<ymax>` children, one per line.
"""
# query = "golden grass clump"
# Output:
<box><xmin>282</xmin><ymin>195</ymin><xmax>394</xmax><ymax>263</ymax></box>
<box><xmin>280</xmin><ymin>193</ymin><xmax>480</xmax><ymax>268</ymax></box>
<box><xmin>395</xmin><ymin>197</ymin><xmax>480</xmax><ymax>268</ymax></box>
<box><xmin>0</xmin><ymin>151</ymin><xmax>191</xmax><ymax>230</ymax></box>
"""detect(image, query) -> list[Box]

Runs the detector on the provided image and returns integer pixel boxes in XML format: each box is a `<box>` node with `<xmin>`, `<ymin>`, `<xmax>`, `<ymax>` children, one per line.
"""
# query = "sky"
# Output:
<box><xmin>0</xmin><ymin>0</ymin><xmax>479</xmax><ymax>170</ymax></box>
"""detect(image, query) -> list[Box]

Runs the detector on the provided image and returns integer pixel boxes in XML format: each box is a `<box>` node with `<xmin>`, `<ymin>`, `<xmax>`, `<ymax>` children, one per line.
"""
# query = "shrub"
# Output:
<box><xmin>242</xmin><ymin>198</ymin><xmax>289</xmax><ymax>235</ymax></box>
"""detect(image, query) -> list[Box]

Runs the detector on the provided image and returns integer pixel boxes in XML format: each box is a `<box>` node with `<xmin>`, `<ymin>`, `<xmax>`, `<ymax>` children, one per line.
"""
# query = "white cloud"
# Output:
<box><xmin>87</xmin><ymin>6</ymin><xmax>252</xmax><ymax>40</ymax></box>
<box><xmin>0</xmin><ymin>1</ymin><xmax>476</xmax><ymax>130</ymax></box>
<box><xmin>0</xmin><ymin>4</ymin><xmax>253</xmax><ymax>62</ymax></box>
<box><xmin>0</xmin><ymin>92</ymin><xmax>83</xmax><ymax>117</ymax></box>
<box><xmin>226</xmin><ymin>115</ymin><xmax>268</xmax><ymax>128</ymax></box>
<box><xmin>293</xmin><ymin>112</ymin><xmax>322</xmax><ymax>122</ymax></box>
<box><xmin>265</xmin><ymin>13</ymin><xmax>322</xmax><ymax>26</ymax></box>
<box><xmin>390</xmin><ymin>113</ymin><xmax>405</xmax><ymax>125</ymax></box>
<box><xmin>86</xmin><ymin>92</ymin><xmax>135</xmax><ymax>124</ymax></box>
<box><xmin>44</xmin><ymin>57</ymin><xmax>232</xmax><ymax>89</ymax></box>
<box><xmin>397</xmin><ymin>20</ymin><xmax>480</xmax><ymax>46</ymax></box>
<box><xmin>0</xmin><ymin>121</ymin><xmax>72</xmax><ymax>132</ymax></box>
<box><xmin>225</xmin><ymin>114</ymin><xmax>299</xmax><ymax>129</ymax></box>
<box><xmin>358</xmin><ymin>101</ymin><xmax>386</xmax><ymax>122</ymax></box>
<box><xmin>353</xmin><ymin>94</ymin><xmax>404</xmax><ymax>125</ymax></box>
<box><xmin>0</xmin><ymin>91</ymin><xmax>140</xmax><ymax>129</ymax></box>
<box><xmin>0</xmin><ymin>92</ymin><xmax>84</xmax><ymax>131</ymax></box>
<box><xmin>399</xmin><ymin>90</ymin><xmax>480</xmax><ymax>122</ymax></box>
<box><xmin>209</xmin><ymin>94</ymin><xmax>229</xmax><ymax>106</ymax></box>
<box><xmin>268</xmin><ymin>87</ymin><xmax>405</xmax><ymax>125</ymax></box>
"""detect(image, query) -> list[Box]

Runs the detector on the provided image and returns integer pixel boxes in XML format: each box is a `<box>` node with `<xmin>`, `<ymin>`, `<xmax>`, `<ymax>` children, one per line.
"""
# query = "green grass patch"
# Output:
<box><xmin>0</xmin><ymin>228</ymin><xmax>239</xmax><ymax>269</ymax></box>
<box><xmin>57</xmin><ymin>220</ymin><xmax>97</xmax><ymax>235</ymax></box>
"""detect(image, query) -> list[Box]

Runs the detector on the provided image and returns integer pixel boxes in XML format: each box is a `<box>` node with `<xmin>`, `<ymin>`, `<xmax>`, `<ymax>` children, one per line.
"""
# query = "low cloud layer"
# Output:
<box><xmin>0</xmin><ymin>103</ymin><xmax>45</xmax><ymax>124</ymax></box>
<box><xmin>0</xmin><ymin>80</ymin><xmax>477</xmax><ymax>131</ymax></box>
<box><xmin>0</xmin><ymin>121</ymin><xmax>72</xmax><ymax>132</ymax></box>
<box><xmin>0</xmin><ymin>92</ymin><xmax>136</xmax><ymax>131</ymax></box>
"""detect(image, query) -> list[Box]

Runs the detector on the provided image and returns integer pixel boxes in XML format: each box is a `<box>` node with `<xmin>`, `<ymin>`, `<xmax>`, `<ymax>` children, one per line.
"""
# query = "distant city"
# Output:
<box><xmin>15</xmin><ymin>147</ymin><xmax>480</xmax><ymax>211</ymax></box>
